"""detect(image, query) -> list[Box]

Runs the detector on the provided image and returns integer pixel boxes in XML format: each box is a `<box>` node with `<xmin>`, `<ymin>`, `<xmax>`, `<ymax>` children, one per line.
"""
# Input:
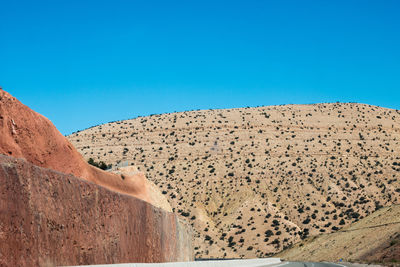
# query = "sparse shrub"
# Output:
<box><xmin>87</xmin><ymin>158</ymin><xmax>111</xmax><ymax>170</ymax></box>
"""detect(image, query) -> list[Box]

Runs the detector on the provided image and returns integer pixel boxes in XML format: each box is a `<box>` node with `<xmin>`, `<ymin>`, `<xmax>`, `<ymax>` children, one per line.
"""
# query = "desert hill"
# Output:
<box><xmin>277</xmin><ymin>204</ymin><xmax>400</xmax><ymax>264</ymax></box>
<box><xmin>68</xmin><ymin>103</ymin><xmax>400</xmax><ymax>258</ymax></box>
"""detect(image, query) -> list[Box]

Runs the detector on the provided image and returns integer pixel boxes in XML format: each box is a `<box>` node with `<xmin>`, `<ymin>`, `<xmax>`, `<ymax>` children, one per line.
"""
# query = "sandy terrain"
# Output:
<box><xmin>278</xmin><ymin>204</ymin><xmax>400</xmax><ymax>264</ymax></box>
<box><xmin>68</xmin><ymin>102</ymin><xmax>400</xmax><ymax>258</ymax></box>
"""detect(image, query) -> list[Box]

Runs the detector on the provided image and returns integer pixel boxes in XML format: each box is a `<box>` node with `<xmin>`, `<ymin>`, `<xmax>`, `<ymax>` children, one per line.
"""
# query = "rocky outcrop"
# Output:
<box><xmin>0</xmin><ymin>88</ymin><xmax>150</xmax><ymax>203</ymax></box>
<box><xmin>0</xmin><ymin>154</ymin><xmax>193</xmax><ymax>266</ymax></box>
<box><xmin>114</xmin><ymin>166</ymin><xmax>173</xmax><ymax>212</ymax></box>
<box><xmin>0</xmin><ymin>88</ymin><xmax>193</xmax><ymax>265</ymax></box>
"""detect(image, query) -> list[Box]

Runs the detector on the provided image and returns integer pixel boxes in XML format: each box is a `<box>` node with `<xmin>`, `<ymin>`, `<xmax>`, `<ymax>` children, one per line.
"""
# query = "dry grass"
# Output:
<box><xmin>277</xmin><ymin>205</ymin><xmax>400</xmax><ymax>264</ymax></box>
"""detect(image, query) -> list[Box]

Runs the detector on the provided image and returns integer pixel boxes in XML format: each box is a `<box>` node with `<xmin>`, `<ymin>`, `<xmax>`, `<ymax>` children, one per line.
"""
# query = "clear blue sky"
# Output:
<box><xmin>1</xmin><ymin>0</ymin><xmax>399</xmax><ymax>135</ymax></box>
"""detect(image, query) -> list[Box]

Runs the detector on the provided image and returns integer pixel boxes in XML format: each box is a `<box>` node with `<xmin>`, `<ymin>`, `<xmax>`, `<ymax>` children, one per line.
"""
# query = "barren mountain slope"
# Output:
<box><xmin>0</xmin><ymin>89</ymin><xmax>150</xmax><ymax>204</ymax></box>
<box><xmin>68</xmin><ymin>103</ymin><xmax>400</xmax><ymax>258</ymax></box>
<box><xmin>277</xmin><ymin>204</ymin><xmax>400</xmax><ymax>264</ymax></box>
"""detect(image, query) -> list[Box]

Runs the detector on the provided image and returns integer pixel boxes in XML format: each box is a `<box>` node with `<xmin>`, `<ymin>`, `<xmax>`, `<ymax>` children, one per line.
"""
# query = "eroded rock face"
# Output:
<box><xmin>0</xmin><ymin>154</ymin><xmax>193</xmax><ymax>266</ymax></box>
<box><xmin>114</xmin><ymin>166</ymin><xmax>173</xmax><ymax>212</ymax></box>
<box><xmin>0</xmin><ymin>88</ymin><xmax>150</xmax><ymax>203</ymax></box>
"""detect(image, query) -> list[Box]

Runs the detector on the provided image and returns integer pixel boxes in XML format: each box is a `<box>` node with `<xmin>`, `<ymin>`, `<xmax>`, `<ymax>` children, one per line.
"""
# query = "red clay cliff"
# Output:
<box><xmin>0</xmin><ymin>88</ymin><xmax>193</xmax><ymax>266</ymax></box>
<box><xmin>0</xmin><ymin>154</ymin><xmax>192</xmax><ymax>266</ymax></box>
<box><xmin>0</xmin><ymin>88</ymin><xmax>149</xmax><ymax>203</ymax></box>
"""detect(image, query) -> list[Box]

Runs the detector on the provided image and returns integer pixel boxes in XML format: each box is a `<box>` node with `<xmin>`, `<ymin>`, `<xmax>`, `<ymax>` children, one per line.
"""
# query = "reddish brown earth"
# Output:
<box><xmin>0</xmin><ymin>88</ymin><xmax>192</xmax><ymax>265</ymax></box>
<box><xmin>0</xmin><ymin>88</ymin><xmax>150</xmax><ymax>203</ymax></box>
<box><xmin>0</xmin><ymin>154</ymin><xmax>192</xmax><ymax>266</ymax></box>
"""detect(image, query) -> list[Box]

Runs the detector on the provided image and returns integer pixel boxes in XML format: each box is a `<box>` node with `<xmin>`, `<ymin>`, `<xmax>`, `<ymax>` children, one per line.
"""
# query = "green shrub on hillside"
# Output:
<box><xmin>88</xmin><ymin>158</ymin><xmax>112</xmax><ymax>170</ymax></box>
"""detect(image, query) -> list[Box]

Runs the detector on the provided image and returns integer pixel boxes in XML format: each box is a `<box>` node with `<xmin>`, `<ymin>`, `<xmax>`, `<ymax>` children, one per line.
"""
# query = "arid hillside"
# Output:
<box><xmin>277</xmin><ymin>204</ymin><xmax>400</xmax><ymax>264</ymax></box>
<box><xmin>68</xmin><ymin>103</ymin><xmax>400</xmax><ymax>258</ymax></box>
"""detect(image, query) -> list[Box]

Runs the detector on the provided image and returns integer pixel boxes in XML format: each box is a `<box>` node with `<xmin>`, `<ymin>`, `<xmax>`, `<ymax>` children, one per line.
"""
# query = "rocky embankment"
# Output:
<box><xmin>0</xmin><ymin>88</ymin><xmax>193</xmax><ymax>266</ymax></box>
<box><xmin>0</xmin><ymin>88</ymin><xmax>150</xmax><ymax>203</ymax></box>
<box><xmin>0</xmin><ymin>154</ymin><xmax>192</xmax><ymax>266</ymax></box>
